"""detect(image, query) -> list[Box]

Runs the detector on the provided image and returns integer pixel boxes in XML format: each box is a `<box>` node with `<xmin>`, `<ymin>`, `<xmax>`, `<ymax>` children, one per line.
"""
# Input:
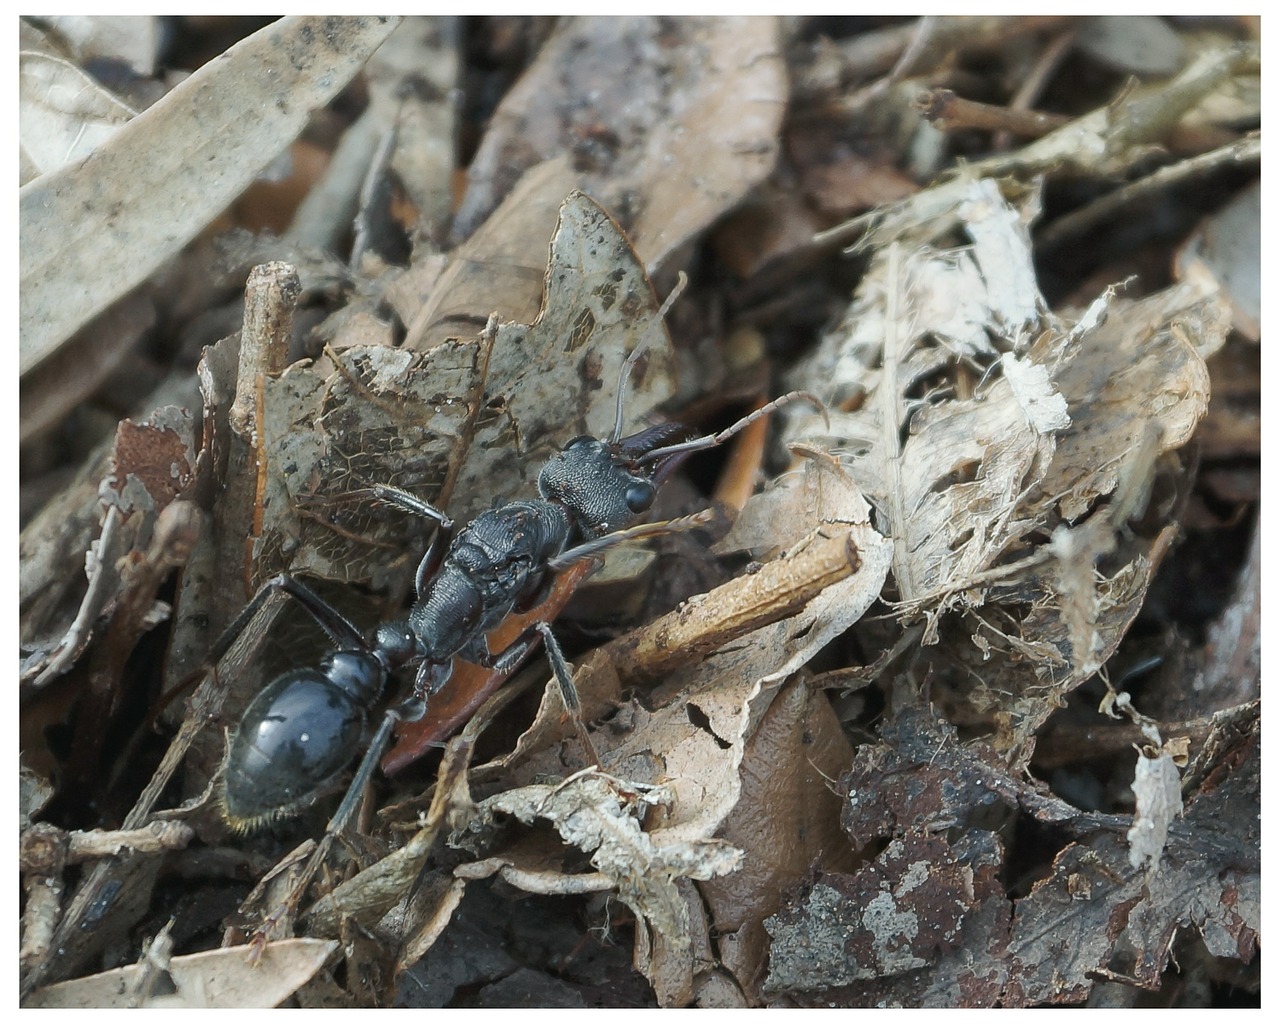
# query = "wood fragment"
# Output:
<box><xmin>607</xmin><ymin>526</ymin><xmax>862</xmax><ymax>685</ymax></box>
<box><xmin>1038</xmin><ymin>133</ymin><xmax>1261</xmax><ymax>248</ymax></box>
<box><xmin>20</xmin><ymin>820</ymin><xmax>195</xmax><ymax>874</ymax></box>
<box><xmin>917</xmin><ymin>88</ymin><xmax>1070</xmax><ymax>139</ymax></box>
<box><xmin>229</xmin><ymin>262</ymin><xmax>300</xmax><ymax>436</ymax></box>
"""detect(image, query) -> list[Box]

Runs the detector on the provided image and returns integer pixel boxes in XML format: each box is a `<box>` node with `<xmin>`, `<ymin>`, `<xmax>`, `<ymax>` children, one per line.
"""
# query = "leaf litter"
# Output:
<box><xmin>19</xmin><ymin>15</ymin><xmax>1258</xmax><ymax>1009</ymax></box>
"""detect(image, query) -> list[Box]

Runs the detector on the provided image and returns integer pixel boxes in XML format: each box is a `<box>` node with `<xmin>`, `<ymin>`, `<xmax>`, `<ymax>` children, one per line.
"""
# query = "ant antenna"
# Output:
<box><xmin>610</xmin><ymin>272</ymin><xmax>688</xmax><ymax>444</ymax></box>
<box><xmin>544</xmin><ymin>509</ymin><xmax>716</xmax><ymax>572</ymax></box>
<box><xmin>636</xmin><ymin>391</ymin><xmax>827</xmax><ymax>466</ymax></box>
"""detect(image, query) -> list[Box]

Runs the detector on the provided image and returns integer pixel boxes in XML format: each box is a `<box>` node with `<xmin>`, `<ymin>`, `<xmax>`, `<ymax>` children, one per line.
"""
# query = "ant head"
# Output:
<box><xmin>537</xmin><ymin>434</ymin><xmax>661</xmax><ymax>537</ymax></box>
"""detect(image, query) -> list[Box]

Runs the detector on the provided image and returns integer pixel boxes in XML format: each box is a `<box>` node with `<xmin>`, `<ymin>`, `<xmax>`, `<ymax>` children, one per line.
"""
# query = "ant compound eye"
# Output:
<box><xmin>624</xmin><ymin>479</ymin><xmax>656</xmax><ymax>513</ymax></box>
<box><xmin>563</xmin><ymin>435</ymin><xmax>594</xmax><ymax>450</ymax></box>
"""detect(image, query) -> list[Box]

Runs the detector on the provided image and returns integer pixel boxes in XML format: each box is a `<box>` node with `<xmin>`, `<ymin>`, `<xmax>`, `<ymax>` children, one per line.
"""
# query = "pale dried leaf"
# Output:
<box><xmin>463</xmin><ymin>774</ymin><xmax>742</xmax><ymax>887</ymax></box>
<box><xmin>1047</xmin><ymin>520</ymin><xmax>1113</xmax><ymax>677</ymax></box>
<box><xmin>906</xmin><ymin>253</ymin><xmax>998</xmax><ymax>357</ymax></box>
<box><xmin>19</xmin><ymin>51</ymin><xmax>136</xmax><ymax>184</ymax></box>
<box><xmin>624</xmin><ymin>456</ymin><xmax>888</xmax><ymax>842</ymax></box>
<box><xmin>25</xmin><ymin>939</ymin><xmax>337</xmax><ymax>1008</ymax></box>
<box><xmin>20</xmin><ymin>16</ymin><xmax>400</xmax><ymax>375</ymax></box>
<box><xmin>1000</xmin><ymin>353</ymin><xmax>1070</xmax><ymax>433</ymax></box>
<box><xmin>452</xmin><ymin>17</ymin><xmax>785</xmax><ymax>273</ymax></box>
<box><xmin>1127</xmin><ymin>750</ymin><xmax>1182</xmax><ymax>873</ymax></box>
<box><xmin>405</xmin><ymin>157</ymin><xmax>579</xmax><ymax>352</ymax></box>
<box><xmin>956</xmin><ymin>177</ymin><xmax>1043</xmax><ymax>338</ymax></box>
<box><xmin>1038</xmin><ymin>278</ymin><xmax>1228</xmax><ymax>522</ymax></box>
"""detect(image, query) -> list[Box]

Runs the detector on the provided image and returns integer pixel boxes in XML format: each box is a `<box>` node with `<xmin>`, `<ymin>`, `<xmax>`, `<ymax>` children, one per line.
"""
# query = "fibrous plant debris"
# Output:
<box><xmin>19</xmin><ymin>15</ymin><xmax>1258</xmax><ymax>1009</ymax></box>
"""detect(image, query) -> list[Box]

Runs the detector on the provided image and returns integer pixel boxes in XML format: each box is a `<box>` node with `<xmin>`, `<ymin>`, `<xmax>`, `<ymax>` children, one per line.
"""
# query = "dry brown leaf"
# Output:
<box><xmin>450</xmin><ymin>17</ymin><xmax>785</xmax><ymax>273</ymax></box>
<box><xmin>23</xmin><ymin>408</ymin><xmax>198</xmax><ymax>692</ymax></box>
<box><xmin>404</xmin><ymin>157</ymin><xmax>579</xmax><ymax>353</ymax></box>
<box><xmin>20</xmin><ymin>16</ymin><xmax>400</xmax><ymax>375</ymax></box>
<box><xmin>783</xmin><ymin>177</ymin><xmax>1229</xmax><ymax>758</ymax></box>
<box><xmin>25</xmin><ymin>939</ymin><xmax>338</xmax><ymax>1008</ymax></box>
<box><xmin>697</xmin><ymin>678</ymin><xmax>858</xmax><ymax>998</ymax></box>
<box><xmin>19</xmin><ymin>49</ymin><xmax>136</xmax><ymax>184</ymax></box>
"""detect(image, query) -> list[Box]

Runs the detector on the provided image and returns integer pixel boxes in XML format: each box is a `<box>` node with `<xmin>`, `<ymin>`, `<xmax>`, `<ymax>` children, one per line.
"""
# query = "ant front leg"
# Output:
<box><xmin>362</xmin><ymin>484</ymin><xmax>455</xmax><ymax>596</ymax></box>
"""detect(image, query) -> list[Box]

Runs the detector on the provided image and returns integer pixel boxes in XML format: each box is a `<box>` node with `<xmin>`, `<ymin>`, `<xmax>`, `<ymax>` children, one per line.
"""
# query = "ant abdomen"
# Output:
<box><xmin>222</xmin><ymin>651</ymin><xmax>386</xmax><ymax>831</ymax></box>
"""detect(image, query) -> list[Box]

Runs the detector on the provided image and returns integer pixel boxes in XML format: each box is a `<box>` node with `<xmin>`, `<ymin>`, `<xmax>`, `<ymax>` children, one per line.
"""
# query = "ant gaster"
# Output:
<box><xmin>214</xmin><ymin>293</ymin><xmax>816</xmax><ymax>920</ymax></box>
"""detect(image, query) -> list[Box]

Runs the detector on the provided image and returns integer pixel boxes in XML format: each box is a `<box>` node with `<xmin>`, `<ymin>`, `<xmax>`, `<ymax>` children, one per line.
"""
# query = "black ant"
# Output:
<box><xmin>211</xmin><ymin>297</ymin><xmax>816</xmax><ymax>929</ymax></box>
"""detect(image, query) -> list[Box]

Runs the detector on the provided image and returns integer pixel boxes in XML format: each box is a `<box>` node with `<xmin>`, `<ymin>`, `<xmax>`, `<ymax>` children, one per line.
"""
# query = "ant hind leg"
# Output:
<box><xmin>210</xmin><ymin>573</ymin><xmax>366</xmax><ymax>665</ymax></box>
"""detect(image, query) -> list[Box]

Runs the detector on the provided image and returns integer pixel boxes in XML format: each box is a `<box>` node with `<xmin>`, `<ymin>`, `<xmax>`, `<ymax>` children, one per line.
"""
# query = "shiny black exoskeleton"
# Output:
<box><xmin>224</xmin><ymin>412</ymin><xmax>717</xmax><ymax>825</ymax></box>
<box><xmin>218</xmin><ymin>336</ymin><xmax>814</xmax><ymax>833</ymax></box>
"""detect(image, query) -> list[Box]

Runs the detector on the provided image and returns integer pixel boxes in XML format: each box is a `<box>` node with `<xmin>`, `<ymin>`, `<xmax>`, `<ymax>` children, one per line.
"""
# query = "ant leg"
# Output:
<box><xmin>209</xmin><ymin>573</ymin><xmax>365</xmax><ymax>664</ymax></box>
<box><xmin>534</xmin><ymin>623</ymin><xmax>601</xmax><ymax>766</ymax></box>
<box><xmin>634</xmin><ymin>390</ymin><xmax>827</xmax><ymax>467</ymax></box>
<box><xmin>545</xmin><ymin>510</ymin><xmax>716</xmax><ymax>572</ymax></box>
<box><xmin>464</xmin><ymin>626</ymin><xmax>600</xmax><ymax>765</ymax></box>
<box><xmin>252</xmin><ymin>695</ymin><xmax>422</xmax><ymax>946</ymax></box>
<box><xmin>531</xmin><ymin>623</ymin><xmax>580</xmax><ymax>711</ymax></box>
<box><xmin>363</xmin><ymin>485</ymin><xmax>455</xmax><ymax>596</ymax></box>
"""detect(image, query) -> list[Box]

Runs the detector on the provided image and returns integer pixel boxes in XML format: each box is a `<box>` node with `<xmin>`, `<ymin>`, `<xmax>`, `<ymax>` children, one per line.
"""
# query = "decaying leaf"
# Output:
<box><xmin>256</xmin><ymin>338</ymin><xmax>489</xmax><ymax>588</ymax></box>
<box><xmin>761</xmin><ymin>697</ymin><xmax>1257</xmax><ymax>1007</ymax></box>
<box><xmin>450</xmin><ymin>17</ymin><xmax>786</xmax><ymax>273</ymax></box>
<box><xmin>19</xmin><ymin>17</ymin><xmax>1257</xmax><ymax>1010</ymax></box>
<box><xmin>764</xmin><ymin>833</ymin><xmax>1008</xmax><ymax>994</ymax></box>
<box><xmin>1126</xmin><ymin>748</ymin><xmax>1182</xmax><ymax>874</ymax></box>
<box><xmin>20</xmin><ymin>16</ymin><xmax>400</xmax><ymax>375</ymax></box>
<box><xmin>783</xmin><ymin>176</ymin><xmax>1230</xmax><ymax>758</ymax></box>
<box><xmin>25</xmin><ymin>939</ymin><xmax>338</xmax><ymax>1008</ymax></box>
